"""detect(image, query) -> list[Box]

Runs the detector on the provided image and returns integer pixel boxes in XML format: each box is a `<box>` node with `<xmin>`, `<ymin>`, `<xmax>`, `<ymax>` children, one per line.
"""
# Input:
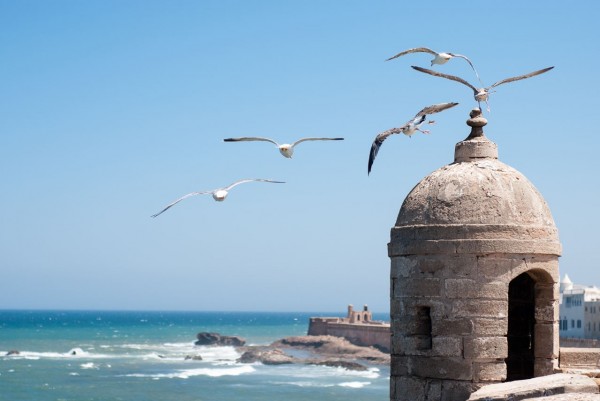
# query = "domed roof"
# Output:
<box><xmin>390</xmin><ymin>110</ymin><xmax>561</xmax><ymax>257</ymax></box>
<box><xmin>396</xmin><ymin>144</ymin><xmax>556</xmax><ymax>228</ymax></box>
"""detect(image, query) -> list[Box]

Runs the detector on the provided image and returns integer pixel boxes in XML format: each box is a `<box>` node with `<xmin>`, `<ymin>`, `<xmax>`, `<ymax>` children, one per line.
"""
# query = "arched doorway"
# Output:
<box><xmin>506</xmin><ymin>272</ymin><xmax>535</xmax><ymax>381</ymax></box>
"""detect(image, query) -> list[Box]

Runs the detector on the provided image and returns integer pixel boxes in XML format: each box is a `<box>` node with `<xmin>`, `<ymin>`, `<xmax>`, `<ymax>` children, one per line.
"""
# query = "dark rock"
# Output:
<box><xmin>6</xmin><ymin>350</ymin><xmax>20</xmax><ymax>356</ymax></box>
<box><xmin>184</xmin><ymin>354</ymin><xmax>203</xmax><ymax>361</ymax></box>
<box><xmin>311</xmin><ymin>359</ymin><xmax>368</xmax><ymax>371</ymax></box>
<box><xmin>195</xmin><ymin>332</ymin><xmax>246</xmax><ymax>347</ymax></box>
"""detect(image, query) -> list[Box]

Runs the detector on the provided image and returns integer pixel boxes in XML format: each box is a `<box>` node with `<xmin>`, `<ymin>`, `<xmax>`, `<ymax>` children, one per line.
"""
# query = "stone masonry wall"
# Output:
<box><xmin>308</xmin><ymin>318</ymin><xmax>391</xmax><ymax>352</ymax></box>
<box><xmin>390</xmin><ymin>253</ymin><xmax>559</xmax><ymax>401</ymax></box>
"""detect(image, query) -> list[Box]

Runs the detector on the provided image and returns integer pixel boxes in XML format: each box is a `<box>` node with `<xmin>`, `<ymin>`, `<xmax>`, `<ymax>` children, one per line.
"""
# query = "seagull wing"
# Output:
<box><xmin>490</xmin><ymin>66</ymin><xmax>554</xmax><ymax>89</ymax></box>
<box><xmin>223</xmin><ymin>137</ymin><xmax>280</xmax><ymax>146</ymax></box>
<box><xmin>368</xmin><ymin>127</ymin><xmax>405</xmax><ymax>175</ymax></box>
<box><xmin>290</xmin><ymin>137</ymin><xmax>344</xmax><ymax>147</ymax></box>
<box><xmin>386</xmin><ymin>47</ymin><xmax>437</xmax><ymax>61</ymax></box>
<box><xmin>447</xmin><ymin>53</ymin><xmax>482</xmax><ymax>82</ymax></box>
<box><xmin>414</xmin><ymin>102</ymin><xmax>459</xmax><ymax>118</ymax></box>
<box><xmin>411</xmin><ymin>66</ymin><xmax>479</xmax><ymax>94</ymax></box>
<box><xmin>151</xmin><ymin>191</ymin><xmax>212</xmax><ymax>218</ymax></box>
<box><xmin>223</xmin><ymin>178</ymin><xmax>286</xmax><ymax>191</ymax></box>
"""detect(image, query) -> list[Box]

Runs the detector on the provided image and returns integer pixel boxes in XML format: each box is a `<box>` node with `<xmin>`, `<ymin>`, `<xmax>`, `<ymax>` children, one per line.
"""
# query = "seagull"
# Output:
<box><xmin>223</xmin><ymin>137</ymin><xmax>344</xmax><ymax>158</ymax></box>
<box><xmin>387</xmin><ymin>47</ymin><xmax>481</xmax><ymax>82</ymax></box>
<box><xmin>151</xmin><ymin>179</ymin><xmax>285</xmax><ymax>218</ymax></box>
<box><xmin>411</xmin><ymin>65</ymin><xmax>554</xmax><ymax>111</ymax></box>
<box><xmin>367</xmin><ymin>102</ymin><xmax>458</xmax><ymax>175</ymax></box>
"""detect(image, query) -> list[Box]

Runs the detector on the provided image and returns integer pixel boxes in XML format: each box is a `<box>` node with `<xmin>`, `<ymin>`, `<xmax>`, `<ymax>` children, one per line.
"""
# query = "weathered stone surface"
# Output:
<box><xmin>441</xmin><ymin>380</ymin><xmax>482</xmax><ymax>401</ymax></box>
<box><xmin>195</xmin><ymin>332</ymin><xmax>246</xmax><ymax>346</ymax></box>
<box><xmin>534</xmin><ymin>323</ymin><xmax>560</xmax><ymax>358</ymax></box>
<box><xmin>473</xmin><ymin>361</ymin><xmax>506</xmax><ymax>382</ymax></box>
<box><xmin>472</xmin><ymin>318</ymin><xmax>507</xmax><ymax>336</ymax></box>
<box><xmin>394</xmin><ymin>277</ymin><xmax>443</xmax><ymax>298</ymax></box>
<box><xmin>451</xmin><ymin>299</ymin><xmax>508</xmax><ymax>319</ymax></box>
<box><xmin>560</xmin><ymin>348</ymin><xmax>600</xmax><ymax>368</ymax></box>
<box><xmin>467</xmin><ymin>373</ymin><xmax>599</xmax><ymax>400</ymax></box>
<box><xmin>445</xmin><ymin>279</ymin><xmax>507</xmax><ymax>300</ymax></box>
<box><xmin>534</xmin><ymin>357</ymin><xmax>557</xmax><ymax>377</ymax></box>
<box><xmin>464</xmin><ymin>336</ymin><xmax>507</xmax><ymax>360</ymax></box>
<box><xmin>432</xmin><ymin>318</ymin><xmax>473</xmax><ymax>336</ymax></box>
<box><xmin>410</xmin><ymin>356</ymin><xmax>473</xmax><ymax>380</ymax></box>
<box><xmin>522</xmin><ymin>395</ymin><xmax>600</xmax><ymax>401</ymax></box>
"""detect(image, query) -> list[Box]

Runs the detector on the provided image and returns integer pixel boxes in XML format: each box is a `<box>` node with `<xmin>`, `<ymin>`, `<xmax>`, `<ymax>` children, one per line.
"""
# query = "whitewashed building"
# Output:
<box><xmin>559</xmin><ymin>274</ymin><xmax>600</xmax><ymax>339</ymax></box>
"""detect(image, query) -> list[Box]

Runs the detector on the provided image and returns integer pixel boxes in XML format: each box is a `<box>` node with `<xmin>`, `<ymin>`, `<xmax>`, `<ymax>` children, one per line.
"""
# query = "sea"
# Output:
<box><xmin>0</xmin><ymin>310</ymin><xmax>389</xmax><ymax>401</ymax></box>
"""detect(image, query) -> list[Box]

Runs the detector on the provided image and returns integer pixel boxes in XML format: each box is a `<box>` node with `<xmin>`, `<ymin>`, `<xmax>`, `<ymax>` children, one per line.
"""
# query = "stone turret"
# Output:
<box><xmin>389</xmin><ymin>109</ymin><xmax>561</xmax><ymax>401</ymax></box>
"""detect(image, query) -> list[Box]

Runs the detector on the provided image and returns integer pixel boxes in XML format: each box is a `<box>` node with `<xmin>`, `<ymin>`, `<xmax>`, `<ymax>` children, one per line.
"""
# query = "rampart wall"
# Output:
<box><xmin>308</xmin><ymin>318</ymin><xmax>391</xmax><ymax>352</ymax></box>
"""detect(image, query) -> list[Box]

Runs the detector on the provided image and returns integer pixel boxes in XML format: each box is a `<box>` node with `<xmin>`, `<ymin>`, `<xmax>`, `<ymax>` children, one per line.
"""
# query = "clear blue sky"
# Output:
<box><xmin>1</xmin><ymin>1</ymin><xmax>598</xmax><ymax>312</ymax></box>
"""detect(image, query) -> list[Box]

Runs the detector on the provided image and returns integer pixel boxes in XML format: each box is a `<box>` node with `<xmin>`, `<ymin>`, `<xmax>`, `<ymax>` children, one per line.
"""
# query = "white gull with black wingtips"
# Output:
<box><xmin>368</xmin><ymin>102</ymin><xmax>459</xmax><ymax>175</ymax></box>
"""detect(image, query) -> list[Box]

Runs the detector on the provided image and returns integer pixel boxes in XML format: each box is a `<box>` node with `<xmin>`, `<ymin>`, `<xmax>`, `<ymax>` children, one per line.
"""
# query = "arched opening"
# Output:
<box><xmin>506</xmin><ymin>272</ymin><xmax>535</xmax><ymax>381</ymax></box>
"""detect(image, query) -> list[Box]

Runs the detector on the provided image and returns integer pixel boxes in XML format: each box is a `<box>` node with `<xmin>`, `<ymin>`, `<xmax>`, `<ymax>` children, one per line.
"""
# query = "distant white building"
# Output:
<box><xmin>559</xmin><ymin>274</ymin><xmax>600</xmax><ymax>339</ymax></box>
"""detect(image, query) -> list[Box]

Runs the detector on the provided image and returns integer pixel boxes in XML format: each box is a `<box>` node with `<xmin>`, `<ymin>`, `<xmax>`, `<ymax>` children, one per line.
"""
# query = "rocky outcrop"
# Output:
<box><xmin>6</xmin><ymin>350</ymin><xmax>20</xmax><ymax>356</ymax></box>
<box><xmin>193</xmin><ymin>332</ymin><xmax>388</xmax><ymax>371</ymax></box>
<box><xmin>184</xmin><ymin>354</ymin><xmax>203</xmax><ymax>361</ymax></box>
<box><xmin>272</xmin><ymin>335</ymin><xmax>390</xmax><ymax>364</ymax></box>
<box><xmin>237</xmin><ymin>348</ymin><xmax>297</xmax><ymax>365</ymax></box>
<box><xmin>195</xmin><ymin>332</ymin><xmax>246</xmax><ymax>347</ymax></box>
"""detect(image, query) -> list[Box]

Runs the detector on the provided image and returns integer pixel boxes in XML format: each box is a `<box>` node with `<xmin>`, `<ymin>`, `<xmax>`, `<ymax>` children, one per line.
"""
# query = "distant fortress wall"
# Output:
<box><xmin>308</xmin><ymin>304</ymin><xmax>390</xmax><ymax>352</ymax></box>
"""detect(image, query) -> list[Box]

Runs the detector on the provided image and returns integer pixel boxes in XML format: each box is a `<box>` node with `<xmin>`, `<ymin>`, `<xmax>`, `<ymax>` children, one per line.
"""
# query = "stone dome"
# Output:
<box><xmin>390</xmin><ymin>110</ymin><xmax>561</xmax><ymax>256</ymax></box>
<box><xmin>396</xmin><ymin>142</ymin><xmax>556</xmax><ymax>228</ymax></box>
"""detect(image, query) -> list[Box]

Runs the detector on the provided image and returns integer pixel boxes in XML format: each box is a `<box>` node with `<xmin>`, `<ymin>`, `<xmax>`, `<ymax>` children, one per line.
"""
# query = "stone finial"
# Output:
<box><xmin>454</xmin><ymin>108</ymin><xmax>497</xmax><ymax>163</ymax></box>
<box><xmin>465</xmin><ymin>108</ymin><xmax>488</xmax><ymax>140</ymax></box>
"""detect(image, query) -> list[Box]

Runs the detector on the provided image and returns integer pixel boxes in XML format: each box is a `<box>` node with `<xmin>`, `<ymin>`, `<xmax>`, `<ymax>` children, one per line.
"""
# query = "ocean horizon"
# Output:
<box><xmin>0</xmin><ymin>310</ymin><xmax>390</xmax><ymax>401</ymax></box>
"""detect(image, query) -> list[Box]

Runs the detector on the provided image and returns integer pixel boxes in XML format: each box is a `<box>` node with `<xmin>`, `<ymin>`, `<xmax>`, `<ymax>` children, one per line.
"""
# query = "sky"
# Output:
<box><xmin>1</xmin><ymin>1</ymin><xmax>598</xmax><ymax>312</ymax></box>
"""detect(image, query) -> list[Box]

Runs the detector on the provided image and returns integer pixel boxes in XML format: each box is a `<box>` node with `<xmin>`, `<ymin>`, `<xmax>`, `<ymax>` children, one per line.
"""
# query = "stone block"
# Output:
<box><xmin>477</xmin><ymin>255</ymin><xmax>523</xmax><ymax>280</ymax></box>
<box><xmin>392</xmin><ymin>316</ymin><xmax>423</xmax><ymax>336</ymax></box>
<box><xmin>464</xmin><ymin>336</ymin><xmax>507</xmax><ymax>360</ymax></box>
<box><xmin>559</xmin><ymin>347</ymin><xmax>600</xmax><ymax>368</ymax></box>
<box><xmin>432</xmin><ymin>336</ymin><xmax>463</xmax><ymax>357</ymax></box>
<box><xmin>452</xmin><ymin>299</ymin><xmax>508</xmax><ymax>319</ymax></box>
<box><xmin>445</xmin><ymin>279</ymin><xmax>507</xmax><ymax>300</ymax></box>
<box><xmin>390</xmin><ymin>257</ymin><xmax>417</xmax><ymax>279</ymax></box>
<box><xmin>410</xmin><ymin>356</ymin><xmax>473</xmax><ymax>380</ymax></box>
<box><xmin>535</xmin><ymin>299</ymin><xmax>559</xmax><ymax>322</ymax></box>
<box><xmin>535</xmin><ymin>282</ymin><xmax>559</xmax><ymax>301</ymax></box>
<box><xmin>391</xmin><ymin>376</ymin><xmax>445</xmax><ymax>401</ymax></box>
<box><xmin>396</xmin><ymin>335</ymin><xmax>433</xmax><ymax>355</ymax></box>
<box><xmin>472</xmin><ymin>318</ymin><xmax>507</xmax><ymax>336</ymax></box>
<box><xmin>473</xmin><ymin>361</ymin><xmax>506</xmax><ymax>382</ymax></box>
<box><xmin>534</xmin><ymin>322</ymin><xmax>559</xmax><ymax>358</ymax></box>
<box><xmin>391</xmin><ymin>356</ymin><xmax>410</xmax><ymax>376</ymax></box>
<box><xmin>534</xmin><ymin>357</ymin><xmax>556</xmax><ymax>376</ymax></box>
<box><xmin>432</xmin><ymin>318</ymin><xmax>474</xmax><ymax>336</ymax></box>
<box><xmin>395</xmin><ymin>277</ymin><xmax>442</xmax><ymax>298</ymax></box>
<box><xmin>442</xmin><ymin>380</ymin><xmax>482</xmax><ymax>401</ymax></box>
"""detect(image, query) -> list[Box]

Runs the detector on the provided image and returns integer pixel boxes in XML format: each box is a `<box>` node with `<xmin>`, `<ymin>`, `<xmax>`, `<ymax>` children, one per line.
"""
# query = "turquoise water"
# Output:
<box><xmin>0</xmin><ymin>311</ymin><xmax>389</xmax><ymax>401</ymax></box>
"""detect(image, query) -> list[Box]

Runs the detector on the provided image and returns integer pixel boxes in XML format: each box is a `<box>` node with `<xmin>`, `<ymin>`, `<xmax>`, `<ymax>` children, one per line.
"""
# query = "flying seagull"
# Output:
<box><xmin>387</xmin><ymin>47</ymin><xmax>481</xmax><ymax>82</ymax></box>
<box><xmin>151</xmin><ymin>179</ymin><xmax>285</xmax><ymax>218</ymax></box>
<box><xmin>223</xmin><ymin>137</ymin><xmax>344</xmax><ymax>158</ymax></box>
<box><xmin>411</xmin><ymin>65</ymin><xmax>554</xmax><ymax>111</ymax></box>
<box><xmin>367</xmin><ymin>102</ymin><xmax>458</xmax><ymax>175</ymax></box>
